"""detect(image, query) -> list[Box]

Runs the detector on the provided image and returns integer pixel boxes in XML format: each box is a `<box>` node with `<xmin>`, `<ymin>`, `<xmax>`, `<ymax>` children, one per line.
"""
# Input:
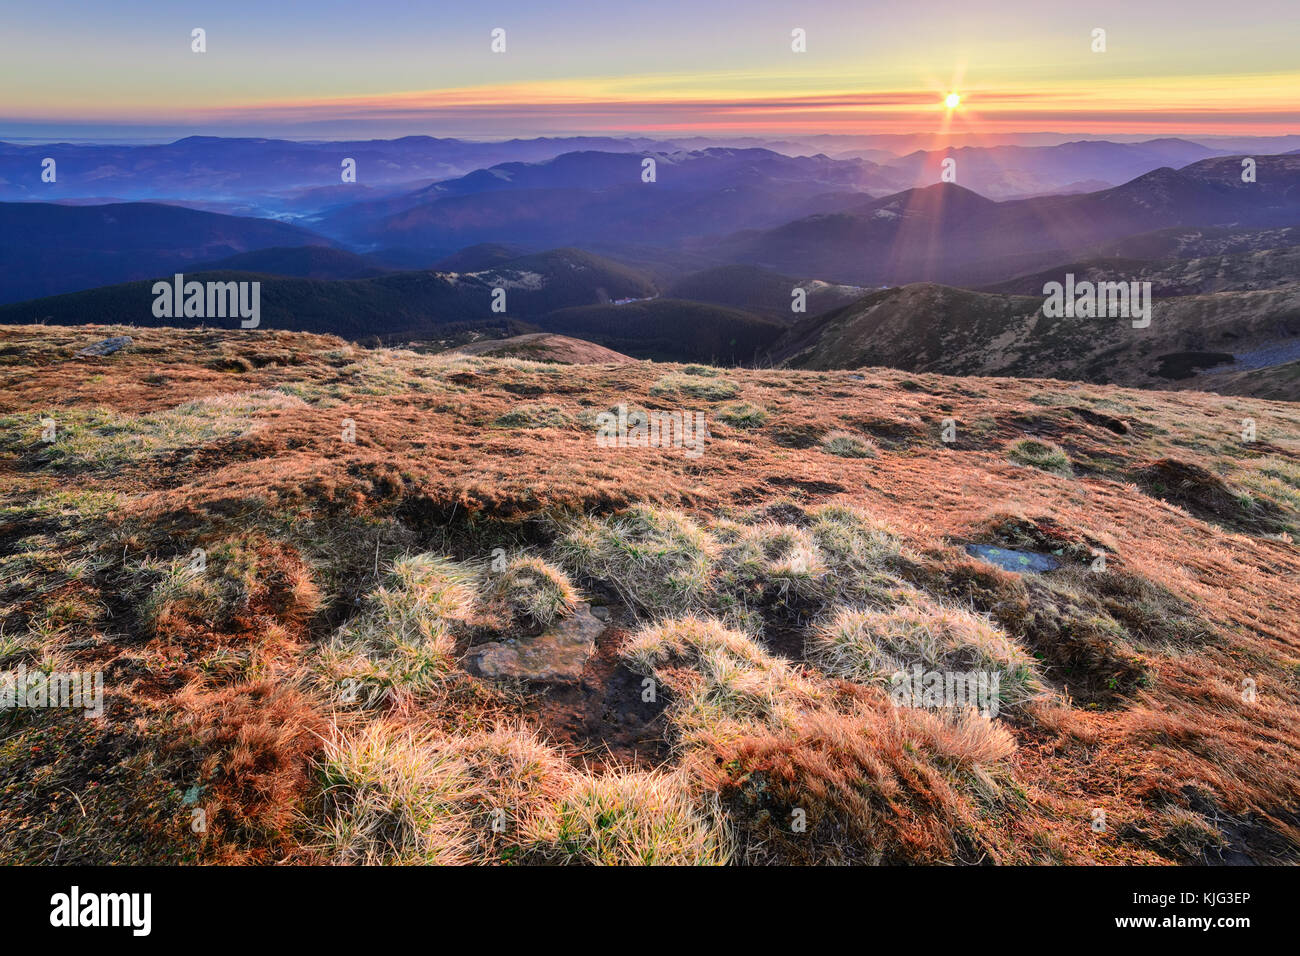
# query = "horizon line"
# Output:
<box><xmin>4</xmin><ymin>130</ymin><xmax>1300</xmax><ymax>148</ymax></box>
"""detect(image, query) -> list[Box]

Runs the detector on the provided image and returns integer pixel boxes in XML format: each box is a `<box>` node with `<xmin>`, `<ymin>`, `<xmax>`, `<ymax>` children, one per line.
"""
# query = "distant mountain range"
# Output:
<box><xmin>2</xmin><ymin>135</ymin><xmax>1297</xmax><ymax>396</ymax></box>
<box><xmin>7</xmin><ymin>134</ymin><xmax>1285</xmax><ymax>215</ymax></box>
<box><xmin>0</xmin><ymin>135</ymin><xmax>671</xmax><ymax>205</ymax></box>
<box><xmin>7</xmin><ymin>146</ymin><xmax>1296</xmax><ymax>304</ymax></box>
<box><xmin>720</xmin><ymin>155</ymin><xmax>1300</xmax><ymax>285</ymax></box>
<box><xmin>314</xmin><ymin>147</ymin><xmax>889</xmax><ymax>252</ymax></box>
<box><xmin>883</xmin><ymin>138</ymin><xmax>1231</xmax><ymax>199</ymax></box>
<box><xmin>0</xmin><ymin>201</ymin><xmax>331</xmax><ymax>303</ymax></box>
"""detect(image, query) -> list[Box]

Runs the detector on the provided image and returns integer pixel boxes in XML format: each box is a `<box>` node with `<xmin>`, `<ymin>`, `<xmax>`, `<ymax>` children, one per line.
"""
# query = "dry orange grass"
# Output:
<box><xmin>167</xmin><ymin>681</ymin><xmax>328</xmax><ymax>861</ymax></box>
<box><xmin>689</xmin><ymin>698</ymin><xmax>1024</xmax><ymax>864</ymax></box>
<box><xmin>2</xmin><ymin>323</ymin><xmax>1298</xmax><ymax>864</ymax></box>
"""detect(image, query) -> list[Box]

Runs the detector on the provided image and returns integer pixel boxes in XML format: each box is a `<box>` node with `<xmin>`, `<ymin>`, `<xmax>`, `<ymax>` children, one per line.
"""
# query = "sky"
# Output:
<box><xmin>2</xmin><ymin>0</ymin><xmax>1297</xmax><ymax>141</ymax></box>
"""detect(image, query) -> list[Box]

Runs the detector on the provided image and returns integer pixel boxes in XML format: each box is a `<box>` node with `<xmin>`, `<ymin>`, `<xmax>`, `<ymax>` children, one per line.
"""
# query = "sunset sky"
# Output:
<box><xmin>2</xmin><ymin>0</ymin><xmax>1297</xmax><ymax>140</ymax></box>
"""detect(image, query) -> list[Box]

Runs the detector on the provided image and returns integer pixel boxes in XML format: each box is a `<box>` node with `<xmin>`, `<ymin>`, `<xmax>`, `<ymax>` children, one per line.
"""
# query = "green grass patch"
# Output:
<box><xmin>1007</xmin><ymin>438</ymin><xmax>1072</xmax><ymax>476</ymax></box>
<box><xmin>649</xmin><ymin>375</ymin><xmax>741</xmax><ymax>401</ymax></box>
<box><xmin>494</xmin><ymin>404</ymin><xmax>570</xmax><ymax>429</ymax></box>
<box><xmin>715</xmin><ymin>402</ymin><xmax>769</xmax><ymax>428</ymax></box>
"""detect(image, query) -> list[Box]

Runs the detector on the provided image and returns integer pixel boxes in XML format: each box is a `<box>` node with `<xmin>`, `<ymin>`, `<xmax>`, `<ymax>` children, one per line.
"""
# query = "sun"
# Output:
<box><xmin>944</xmin><ymin>92</ymin><xmax>962</xmax><ymax>110</ymax></box>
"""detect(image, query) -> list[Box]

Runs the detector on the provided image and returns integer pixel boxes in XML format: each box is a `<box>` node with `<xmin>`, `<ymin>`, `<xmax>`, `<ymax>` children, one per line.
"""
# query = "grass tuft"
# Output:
<box><xmin>820</xmin><ymin>431</ymin><xmax>877</xmax><ymax>459</ymax></box>
<box><xmin>493</xmin><ymin>404</ymin><xmax>570</xmax><ymax>429</ymax></box>
<box><xmin>809</xmin><ymin>598</ymin><xmax>1044</xmax><ymax>709</ymax></box>
<box><xmin>556</xmin><ymin>505</ymin><xmax>716</xmax><ymax>615</ymax></box>
<box><xmin>314</xmin><ymin>554</ymin><xmax>476</xmax><ymax>708</ymax></box>
<box><xmin>715</xmin><ymin>401</ymin><xmax>769</xmax><ymax>428</ymax></box>
<box><xmin>486</xmin><ymin>555</ymin><xmax>580</xmax><ymax>628</ymax></box>
<box><xmin>650</xmin><ymin>374</ymin><xmax>741</xmax><ymax>401</ymax></box>
<box><xmin>622</xmin><ymin>615</ymin><xmax>824</xmax><ymax>736</ymax></box>
<box><xmin>1007</xmin><ymin>438</ymin><xmax>1072</xmax><ymax>476</ymax></box>
<box><xmin>527</xmin><ymin>770</ymin><xmax>732</xmax><ymax>865</ymax></box>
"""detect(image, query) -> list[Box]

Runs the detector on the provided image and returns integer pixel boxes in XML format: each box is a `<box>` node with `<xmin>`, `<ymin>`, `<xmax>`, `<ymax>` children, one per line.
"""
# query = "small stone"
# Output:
<box><xmin>468</xmin><ymin>603</ymin><xmax>605</xmax><ymax>682</ymax></box>
<box><xmin>76</xmin><ymin>336</ymin><xmax>133</xmax><ymax>357</ymax></box>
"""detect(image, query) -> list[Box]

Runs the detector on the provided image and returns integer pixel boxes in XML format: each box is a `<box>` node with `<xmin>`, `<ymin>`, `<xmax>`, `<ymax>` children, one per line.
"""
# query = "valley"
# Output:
<box><xmin>1</xmin><ymin>139</ymin><xmax>1295</xmax><ymax>398</ymax></box>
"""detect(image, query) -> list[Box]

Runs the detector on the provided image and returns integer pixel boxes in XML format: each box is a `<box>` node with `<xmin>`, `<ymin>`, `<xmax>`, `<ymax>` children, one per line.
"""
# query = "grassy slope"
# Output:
<box><xmin>442</xmin><ymin>333</ymin><xmax>636</xmax><ymax>364</ymax></box>
<box><xmin>980</xmin><ymin>248</ymin><xmax>1300</xmax><ymax>297</ymax></box>
<box><xmin>1</xmin><ymin>323</ymin><xmax>1298</xmax><ymax>865</ymax></box>
<box><xmin>1196</xmin><ymin>359</ymin><xmax>1300</xmax><ymax>401</ymax></box>
<box><xmin>664</xmin><ymin>264</ymin><xmax>862</xmax><ymax>320</ymax></box>
<box><xmin>773</xmin><ymin>282</ymin><xmax>1300</xmax><ymax>397</ymax></box>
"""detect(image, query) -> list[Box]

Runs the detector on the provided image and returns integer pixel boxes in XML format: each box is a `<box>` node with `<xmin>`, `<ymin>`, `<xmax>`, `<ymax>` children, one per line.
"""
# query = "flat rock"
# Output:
<box><xmin>76</xmin><ymin>336</ymin><xmax>133</xmax><ymax>357</ymax></box>
<box><xmin>965</xmin><ymin>543</ymin><xmax>1060</xmax><ymax>574</ymax></box>
<box><xmin>468</xmin><ymin>602</ymin><xmax>605</xmax><ymax>682</ymax></box>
